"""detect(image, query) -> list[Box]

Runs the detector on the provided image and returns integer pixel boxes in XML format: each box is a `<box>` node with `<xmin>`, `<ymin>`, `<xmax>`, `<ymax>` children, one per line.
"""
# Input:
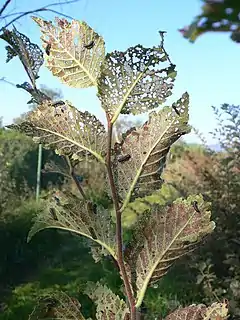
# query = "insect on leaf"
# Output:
<box><xmin>27</xmin><ymin>190</ymin><xmax>116</xmax><ymax>260</ymax></box>
<box><xmin>7</xmin><ymin>101</ymin><xmax>107</xmax><ymax>164</ymax></box>
<box><xmin>84</xmin><ymin>282</ymin><xmax>130</xmax><ymax>320</ymax></box>
<box><xmin>124</xmin><ymin>194</ymin><xmax>215</xmax><ymax>308</ymax></box>
<box><xmin>29</xmin><ymin>291</ymin><xmax>86</xmax><ymax>320</ymax></box>
<box><xmin>97</xmin><ymin>41</ymin><xmax>177</xmax><ymax>123</ymax></box>
<box><xmin>0</xmin><ymin>27</ymin><xmax>43</xmax><ymax>87</ymax></box>
<box><xmin>32</xmin><ymin>16</ymin><xmax>105</xmax><ymax>88</ymax></box>
<box><xmin>115</xmin><ymin>92</ymin><xmax>191</xmax><ymax>211</ymax></box>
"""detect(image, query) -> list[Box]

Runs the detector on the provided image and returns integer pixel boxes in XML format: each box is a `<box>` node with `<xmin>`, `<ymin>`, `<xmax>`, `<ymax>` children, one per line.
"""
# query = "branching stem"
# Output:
<box><xmin>106</xmin><ymin>116</ymin><xmax>137</xmax><ymax>320</ymax></box>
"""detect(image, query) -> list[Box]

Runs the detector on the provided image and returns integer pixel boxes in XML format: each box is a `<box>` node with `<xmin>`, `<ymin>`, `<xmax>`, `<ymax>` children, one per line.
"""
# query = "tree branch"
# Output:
<box><xmin>0</xmin><ymin>0</ymin><xmax>12</xmax><ymax>16</ymax></box>
<box><xmin>0</xmin><ymin>0</ymin><xmax>81</xmax><ymax>32</ymax></box>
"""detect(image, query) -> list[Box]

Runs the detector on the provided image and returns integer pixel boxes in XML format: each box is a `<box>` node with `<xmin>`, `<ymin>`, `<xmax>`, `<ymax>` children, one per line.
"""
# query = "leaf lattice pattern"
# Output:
<box><xmin>165</xmin><ymin>301</ymin><xmax>229</xmax><ymax>320</ymax></box>
<box><xmin>84</xmin><ymin>282</ymin><xmax>130</xmax><ymax>320</ymax></box>
<box><xmin>29</xmin><ymin>291</ymin><xmax>86</xmax><ymax>320</ymax></box>
<box><xmin>33</xmin><ymin>17</ymin><xmax>105</xmax><ymax>87</ymax></box>
<box><xmin>27</xmin><ymin>190</ymin><xmax>116</xmax><ymax>260</ymax></box>
<box><xmin>7</xmin><ymin>101</ymin><xmax>107</xmax><ymax>163</ymax></box>
<box><xmin>98</xmin><ymin>44</ymin><xmax>177</xmax><ymax>121</ymax></box>
<box><xmin>0</xmin><ymin>27</ymin><xmax>43</xmax><ymax>85</ymax></box>
<box><xmin>114</xmin><ymin>92</ymin><xmax>190</xmax><ymax>210</ymax></box>
<box><xmin>124</xmin><ymin>195</ymin><xmax>215</xmax><ymax>307</ymax></box>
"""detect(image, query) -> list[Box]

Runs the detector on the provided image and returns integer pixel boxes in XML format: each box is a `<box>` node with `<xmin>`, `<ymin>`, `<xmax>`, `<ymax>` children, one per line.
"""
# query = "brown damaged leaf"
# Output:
<box><xmin>97</xmin><ymin>42</ymin><xmax>177</xmax><ymax>122</ymax></box>
<box><xmin>29</xmin><ymin>291</ymin><xmax>86</xmax><ymax>320</ymax></box>
<box><xmin>27</xmin><ymin>190</ymin><xmax>116</xmax><ymax>260</ymax></box>
<box><xmin>124</xmin><ymin>195</ymin><xmax>215</xmax><ymax>307</ymax></box>
<box><xmin>32</xmin><ymin>16</ymin><xmax>105</xmax><ymax>87</ymax></box>
<box><xmin>7</xmin><ymin>100</ymin><xmax>107</xmax><ymax>163</ymax></box>
<box><xmin>165</xmin><ymin>301</ymin><xmax>228</xmax><ymax>320</ymax></box>
<box><xmin>84</xmin><ymin>282</ymin><xmax>130</xmax><ymax>320</ymax></box>
<box><xmin>114</xmin><ymin>92</ymin><xmax>190</xmax><ymax>211</ymax></box>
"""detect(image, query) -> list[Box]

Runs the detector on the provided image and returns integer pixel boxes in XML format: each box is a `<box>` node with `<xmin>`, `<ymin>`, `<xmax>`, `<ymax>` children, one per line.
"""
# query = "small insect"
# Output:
<box><xmin>118</xmin><ymin>154</ymin><xmax>131</xmax><ymax>163</ymax></box>
<box><xmin>45</xmin><ymin>43</ymin><xmax>51</xmax><ymax>56</ymax></box>
<box><xmin>83</xmin><ymin>40</ymin><xmax>95</xmax><ymax>49</ymax></box>
<box><xmin>50</xmin><ymin>208</ymin><xmax>58</xmax><ymax>221</ymax></box>
<box><xmin>172</xmin><ymin>105</ymin><xmax>180</xmax><ymax>116</ymax></box>
<box><xmin>192</xmin><ymin>201</ymin><xmax>200</xmax><ymax>213</ymax></box>
<box><xmin>52</xmin><ymin>100</ymin><xmax>65</xmax><ymax>107</ymax></box>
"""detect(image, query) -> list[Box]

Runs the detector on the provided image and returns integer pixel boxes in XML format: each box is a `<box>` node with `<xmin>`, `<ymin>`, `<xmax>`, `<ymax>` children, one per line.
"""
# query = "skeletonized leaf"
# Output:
<box><xmin>114</xmin><ymin>93</ymin><xmax>190</xmax><ymax>211</ymax></box>
<box><xmin>16</xmin><ymin>81</ymin><xmax>51</xmax><ymax>105</ymax></box>
<box><xmin>27</xmin><ymin>190</ymin><xmax>116</xmax><ymax>260</ymax></box>
<box><xmin>0</xmin><ymin>27</ymin><xmax>43</xmax><ymax>87</ymax></box>
<box><xmin>7</xmin><ymin>101</ymin><xmax>107</xmax><ymax>163</ymax></box>
<box><xmin>124</xmin><ymin>194</ymin><xmax>215</xmax><ymax>307</ymax></box>
<box><xmin>164</xmin><ymin>301</ymin><xmax>228</xmax><ymax>320</ymax></box>
<box><xmin>84</xmin><ymin>282</ymin><xmax>130</xmax><ymax>320</ymax></box>
<box><xmin>29</xmin><ymin>291</ymin><xmax>86</xmax><ymax>320</ymax></box>
<box><xmin>33</xmin><ymin>16</ymin><xmax>105</xmax><ymax>87</ymax></box>
<box><xmin>97</xmin><ymin>42</ymin><xmax>177</xmax><ymax>122</ymax></box>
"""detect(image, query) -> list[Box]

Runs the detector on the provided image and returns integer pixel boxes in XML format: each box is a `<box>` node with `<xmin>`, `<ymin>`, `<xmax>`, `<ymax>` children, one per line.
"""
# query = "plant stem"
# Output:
<box><xmin>106</xmin><ymin>118</ymin><xmax>137</xmax><ymax>319</ymax></box>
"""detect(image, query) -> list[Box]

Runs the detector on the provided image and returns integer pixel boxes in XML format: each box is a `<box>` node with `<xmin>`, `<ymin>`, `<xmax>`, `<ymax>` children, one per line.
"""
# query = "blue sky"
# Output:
<box><xmin>0</xmin><ymin>0</ymin><xmax>239</xmax><ymax>144</ymax></box>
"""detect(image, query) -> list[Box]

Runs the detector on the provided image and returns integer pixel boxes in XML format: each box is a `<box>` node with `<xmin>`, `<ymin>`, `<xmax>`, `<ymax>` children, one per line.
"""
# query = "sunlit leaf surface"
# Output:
<box><xmin>27</xmin><ymin>190</ymin><xmax>116</xmax><ymax>260</ymax></box>
<box><xmin>33</xmin><ymin>16</ymin><xmax>105</xmax><ymax>87</ymax></box>
<box><xmin>114</xmin><ymin>92</ymin><xmax>190</xmax><ymax>210</ymax></box>
<box><xmin>124</xmin><ymin>194</ymin><xmax>215</xmax><ymax>307</ymax></box>
<box><xmin>7</xmin><ymin>101</ymin><xmax>107</xmax><ymax>163</ymax></box>
<box><xmin>98</xmin><ymin>43</ymin><xmax>177</xmax><ymax>122</ymax></box>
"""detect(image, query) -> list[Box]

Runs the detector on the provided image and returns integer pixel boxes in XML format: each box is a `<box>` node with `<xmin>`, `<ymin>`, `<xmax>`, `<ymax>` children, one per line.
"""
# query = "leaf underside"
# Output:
<box><xmin>7</xmin><ymin>101</ymin><xmax>107</xmax><ymax>163</ymax></box>
<box><xmin>124</xmin><ymin>194</ymin><xmax>215</xmax><ymax>307</ymax></box>
<box><xmin>33</xmin><ymin>16</ymin><xmax>105</xmax><ymax>87</ymax></box>
<box><xmin>165</xmin><ymin>301</ymin><xmax>228</xmax><ymax>320</ymax></box>
<box><xmin>27</xmin><ymin>190</ymin><xmax>116</xmax><ymax>260</ymax></box>
<box><xmin>114</xmin><ymin>92</ymin><xmax>191</xmax><ymax>210</ymax></box>
<box><xmin>29</xmin><ymin>291</ymin><xmax>86</xmax><ymax>320</ymax></box>
<box><xmin>84</xmin><ymin>282</ymin><xmax>130</xmax><ymax>320</ymax></box>
<box><xmin>97</xmin><ymin>44</ymin><xmax>177</xmax><ymax>121</ymax></box>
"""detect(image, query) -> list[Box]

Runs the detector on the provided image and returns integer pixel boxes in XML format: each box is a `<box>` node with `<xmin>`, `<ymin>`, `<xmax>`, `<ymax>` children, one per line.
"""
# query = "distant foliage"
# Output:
<box><xmin>180</xmin><ymin>0</ymin><xmax>240</xmax><ymax>43</ymax></box>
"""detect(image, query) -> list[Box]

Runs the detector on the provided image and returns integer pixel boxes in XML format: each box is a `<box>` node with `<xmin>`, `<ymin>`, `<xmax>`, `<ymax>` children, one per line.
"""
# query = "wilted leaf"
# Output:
<box><xmin>98</xmin><ymin>41</ymin><xmax>177</xmax><ymax>122</ymax></box>
<box><xmin>16</xmin><ymin>81</ymin><xmax>51</xmax><ymax>105</ymax></box>
<box><xmin>27</xmin><ymin>190</ymin><xmax>116</xmax><ymax>260</ymax></box>
<box><xmin>124</xmin><ymin>194</ymin><xmax>215</xmax><ymax>307</ymax></box>
<box><xmin>85</xmin><ymin>282</ymin><xmax>130</xmax><ymax>320</ymax></box>
<box><xmin>180</xmin><ymin>0</ymin><xmax>240</xmax><ymax>43</ymax></box>
<box><xmin>7</xmin><ymin>101</ymin><xmax>107</xmax><ymax>163</ymax></box>
<box><xmin>32</xmin><ymin>16</ymin><xmax>105</xmax><ymax>87</ymax></box>
<box><xmin>114</xmin><ymin>93</ymin><xmax>190</xmax><ymax>211</ymax></box>
<box><xmin>164</xmin><ymin>301</ymin><xmax>228</xmax><ymax>320</ymax></box>
<box><xmin>29</xmin><ymin>291</ymin><xmax>86</xmax><ymax>320</ymax></box>
<box><xmin>0</xmin><ymin>27</ymin><xmax>43</xmax><ymax>86</ymax></box>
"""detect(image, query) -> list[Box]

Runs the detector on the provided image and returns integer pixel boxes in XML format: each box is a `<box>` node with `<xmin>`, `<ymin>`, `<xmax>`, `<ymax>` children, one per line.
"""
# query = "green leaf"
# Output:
<box><xmin>32</xmin><ymin>16</ymin><xmax>105</xmax><ymax>87</ymax></box>
<box><xmin>114</xmin><ymin>92</ymin><xmax>190</xmax><ymax>211</ymax></box>
<box><xmin>180</xmin><ymin>1</ymin><xmax>240</xmax><ymax>43</ymax></box>
<box><xmin>27</xmin><ymin>190</ymin><xmax>116</xmax><ymax>260</ymax></box>
<box><xmin>29</xmin><ymin>291</ymin><xmax>86</xmax><ymax>320</ymax></box>
<box><xmin>164</xmin><ymin>301</ymin><xmax>228</xmax><ymax>320</ymax></box>
<box><xmin>84</xmin><ymin>282</ymin><xmax>130</xmax><ymax>320</ymax></box>
<box><xmin>7</xmin><ymin>101</ymin><xmax>107</xmax><ymax>164</ymax></box>
<box><xmin>124</xmin><ymin>194</ymin><xmax>215</xmax><ymax>308</ymax></box>
<box><xmin>0</xmin><ymin>27</ymin><xmax>43</xmax><ymax>86</ymax></box>
<box><xmin>121</xmin><ymin>184</ymin><xmax>180</xmax><ymax>227</ymax></box>
<box><xmin>97</xmin><ymin>42</ymin><xmax>177</xmax><ymax>123</ymax></box>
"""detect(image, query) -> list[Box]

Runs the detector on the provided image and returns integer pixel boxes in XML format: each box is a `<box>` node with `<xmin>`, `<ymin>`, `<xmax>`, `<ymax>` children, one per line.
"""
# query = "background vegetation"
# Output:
<box><xmin>0</xmin><ymin>98</ymin><xmax>239</xmax><ymax>319</ymax></box>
